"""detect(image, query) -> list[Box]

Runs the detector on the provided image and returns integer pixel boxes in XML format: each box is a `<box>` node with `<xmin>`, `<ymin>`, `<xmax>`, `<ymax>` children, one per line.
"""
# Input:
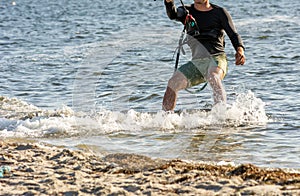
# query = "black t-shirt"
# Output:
<box><xmin>165</xmin><ymin>2</ymin><xmax>244</xmax><ymax>55</ymax></box>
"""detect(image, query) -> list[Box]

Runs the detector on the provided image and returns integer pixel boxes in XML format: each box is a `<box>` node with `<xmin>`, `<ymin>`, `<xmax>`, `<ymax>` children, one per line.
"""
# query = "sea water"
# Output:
<box><xmin>0</xmin><ymin>0</ymin><xmax>299</xmax><ymax>169</ymax></box>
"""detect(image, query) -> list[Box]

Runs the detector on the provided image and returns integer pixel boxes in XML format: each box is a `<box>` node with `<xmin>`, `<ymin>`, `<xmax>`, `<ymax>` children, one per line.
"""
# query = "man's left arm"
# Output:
<box><xmin>220</xmin><ymin>8</ymin><xmax>246</xmax><ymax>65</ymax></box>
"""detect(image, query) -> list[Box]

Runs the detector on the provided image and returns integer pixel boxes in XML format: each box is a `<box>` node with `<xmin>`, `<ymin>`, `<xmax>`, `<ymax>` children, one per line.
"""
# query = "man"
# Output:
<box><xmin>162</xmin><ymin>0</ymin><xmax>246</xmax><ymax>111</ymax></box>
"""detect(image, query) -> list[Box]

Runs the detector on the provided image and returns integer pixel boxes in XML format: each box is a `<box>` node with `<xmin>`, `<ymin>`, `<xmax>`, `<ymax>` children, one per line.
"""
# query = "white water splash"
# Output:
<box><xmin>0</xmin><ymin>90</ymin><xmax>269</xmax><ymax>138</ymax></box>
<box><xmin>226</xmin><ymin>90</ymin><xmax>269</xmax><ymax>124</ymax></box>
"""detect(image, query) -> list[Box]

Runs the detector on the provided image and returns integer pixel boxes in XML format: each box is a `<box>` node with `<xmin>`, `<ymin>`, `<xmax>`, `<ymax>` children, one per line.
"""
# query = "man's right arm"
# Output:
<box><xmin>164</xmin><ymin>0</ymin><xmax>177</xmax><ymax>19</ymax></box>
<box><xmin>164</xmin><ymin>0</ymin><xmax>186</xmax><ymax>22</ymax></box>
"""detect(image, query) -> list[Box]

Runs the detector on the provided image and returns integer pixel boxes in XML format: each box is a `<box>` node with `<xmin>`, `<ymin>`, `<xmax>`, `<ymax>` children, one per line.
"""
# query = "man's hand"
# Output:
<box><xmin>235</xmin><ymin>47</ymin><xmax>245</xmax><ymax>65</ymax></box>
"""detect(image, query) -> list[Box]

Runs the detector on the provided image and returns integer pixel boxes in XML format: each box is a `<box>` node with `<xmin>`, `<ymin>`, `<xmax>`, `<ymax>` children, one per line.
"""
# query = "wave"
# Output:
<box><xmin>0</xmin><ymin>90</ymin><xmax>270</xmax><ymax>138</ymax></box>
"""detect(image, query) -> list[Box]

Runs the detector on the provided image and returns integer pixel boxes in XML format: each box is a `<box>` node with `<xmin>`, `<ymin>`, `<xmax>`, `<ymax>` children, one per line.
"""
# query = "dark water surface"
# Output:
<box><xmin>0</xmin><ymin>0</ymin><xmax>299</xmax><ymax>169</ymax></box>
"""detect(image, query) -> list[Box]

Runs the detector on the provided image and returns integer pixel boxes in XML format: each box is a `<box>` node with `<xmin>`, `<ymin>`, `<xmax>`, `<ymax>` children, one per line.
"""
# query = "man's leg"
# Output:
<box><xmin>207</xmin><ymin>66</ymin><xmax>226</xmax><ymax>104</ymax></box>
<box><xmin>162</xmin><ymin>71</ymin><xmax>188</xmax><ymax>111</ymax></box>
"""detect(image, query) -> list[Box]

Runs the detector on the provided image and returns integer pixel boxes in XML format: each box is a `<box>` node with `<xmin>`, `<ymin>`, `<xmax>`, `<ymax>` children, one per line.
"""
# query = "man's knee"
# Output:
<box><xmin>208</xmin><ymin>72</ymin><xmax>220</xmax><ymax>83</ymax></box>
<box><xmin>167</xmin><ymin>77</ymin><xmax>178</xmax><ymax>90</ymax></box>
<box><xmin>208</xmin><ymin>67</ymin><xmax>225</xmax><ymax>81</ymax></box>
<box><xmin>167</xmin><ymin>71</ymin><xmax>188</xmax><ymax>91</ymax></box>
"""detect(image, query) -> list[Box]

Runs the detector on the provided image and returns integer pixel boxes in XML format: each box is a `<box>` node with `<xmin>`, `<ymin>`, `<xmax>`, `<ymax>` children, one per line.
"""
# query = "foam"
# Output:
<box><xmin>0</xmin><ymin>90</ymin><xmax>269</xmax><ymax>138</ymax></box>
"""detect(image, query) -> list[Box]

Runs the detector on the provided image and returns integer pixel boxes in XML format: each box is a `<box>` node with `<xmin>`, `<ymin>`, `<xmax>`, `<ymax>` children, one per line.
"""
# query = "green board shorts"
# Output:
<box><xmin>178</xmin><ymin>53</ymin><xmax>228</xmax><ymax>87</ymax></box>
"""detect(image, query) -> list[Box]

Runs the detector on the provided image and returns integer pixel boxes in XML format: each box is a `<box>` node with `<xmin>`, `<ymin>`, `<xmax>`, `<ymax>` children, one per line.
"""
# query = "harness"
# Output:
<box><xmin>174</xmin><ymin>0</ymin><xmax>208</xmax><ymax>94</ymax></box>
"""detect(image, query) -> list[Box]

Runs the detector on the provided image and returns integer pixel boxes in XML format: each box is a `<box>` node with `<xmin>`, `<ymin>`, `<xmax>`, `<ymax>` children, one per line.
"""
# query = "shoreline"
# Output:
<box><xmin>1</xmin><ymin>140</ymin><xmax>299</xmax><ymax>195</ymax></box>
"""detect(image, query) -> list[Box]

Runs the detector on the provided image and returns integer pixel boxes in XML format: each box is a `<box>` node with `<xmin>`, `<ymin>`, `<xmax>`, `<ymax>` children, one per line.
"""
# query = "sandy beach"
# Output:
<box><xmin>0</xmin><ymin>140</ymin><xmax>299</xmax><ymax>195</ymax></box>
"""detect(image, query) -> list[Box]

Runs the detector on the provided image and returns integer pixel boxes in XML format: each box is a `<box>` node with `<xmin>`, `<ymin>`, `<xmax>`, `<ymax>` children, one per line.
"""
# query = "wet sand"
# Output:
<box><xmin>0</xmin><ymin>141</ymin><xmax>299</xmax><ymax>195</ymax></box>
